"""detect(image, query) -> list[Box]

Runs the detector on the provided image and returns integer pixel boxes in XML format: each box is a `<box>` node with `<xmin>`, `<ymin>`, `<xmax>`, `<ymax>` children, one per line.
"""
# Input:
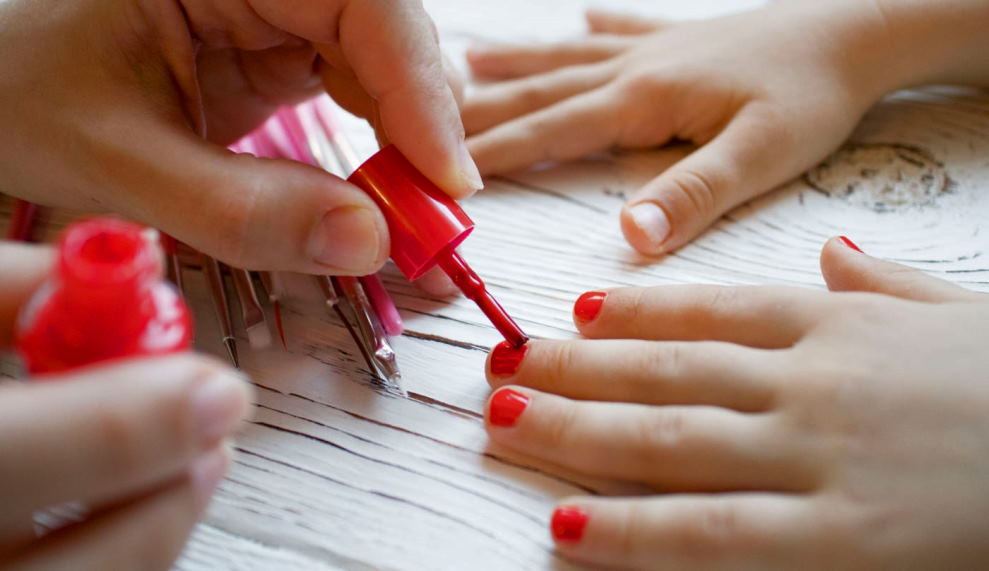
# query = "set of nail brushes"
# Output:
<box><xmin>4</xmin><ymin>97</ymin><xmax>408</xmax><ymax>394</ymax></box>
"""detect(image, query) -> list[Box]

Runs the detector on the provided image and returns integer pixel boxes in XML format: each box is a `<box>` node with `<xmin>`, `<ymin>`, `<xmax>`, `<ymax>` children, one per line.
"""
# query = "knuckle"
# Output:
<box><xmin>667</xmin><ymin>168</ymin><xmax>720</xmax><ymax>218</ymax></box>
<box><xmin>94</xmin><ymin>407</ymin><xmax>146</xmax><ymax>478</ymax></box>
<box><xmin>694</xmin><ymin>285</ymin><xmax>739</xmax><ymax>320</ymax></box>
<box><xmin>210</xmin><ymin>159</ymin><xmax>265</xmax><ymax>268</ymax></box>
<box><xmin>638</xmin><ymin>408</ymin><xmax>687</xmax><ymax>457</ymax></box>
<box><xmin>623</xmin><ymin>287</ymin><xmax>650</xmax><ymax>329</ymax></box>
<box><xmin>675</xmin><ymin>503</ymin><xmax>743</xmax><ymax>563</ymax></box>
<box><xmin>545</xmin><ymin>341</ymin><xmax>578</xmax><ymax>389</ymax></box>
<box><xmin>643</xmin><ymin>342</ymin><xmax>682</xmax><ymax>383</ymax></box>
<box><xmin>618</xmin><ymin>68</ymin><xmax>666</xmax><ymax>100</ymax></box>
<box><xmin>544</xmin><ymin>401</ymin><xmax>580</xmax><ymax>454</ymax></box>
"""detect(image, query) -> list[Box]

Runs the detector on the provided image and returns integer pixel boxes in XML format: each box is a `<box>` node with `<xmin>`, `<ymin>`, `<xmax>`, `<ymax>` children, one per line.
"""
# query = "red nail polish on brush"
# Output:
<box><xmin>348</xmin><ymin>146</ymin><xmax>528</xmax><ymax>348</ymax></box>
<box><xmin>551</xmin><ymin>506</ymin><xmax>589</xmax><ymax>542</ymax></box>
<box><xmin>16</xmin><ymin>218</ymin><xmax>192</xmax><ymax>375</ymax></box>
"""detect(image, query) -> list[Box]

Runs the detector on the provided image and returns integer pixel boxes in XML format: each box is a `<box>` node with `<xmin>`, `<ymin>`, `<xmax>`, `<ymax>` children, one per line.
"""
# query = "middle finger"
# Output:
<box><xmin>463</xmin><ymin>63</ymin><xmax>616</xmax><ymax>135</ymax></box>
<box><xmin>487</xmin><ymin>339</ymin><xmax>781</xmax><ymax>413</ymax></box>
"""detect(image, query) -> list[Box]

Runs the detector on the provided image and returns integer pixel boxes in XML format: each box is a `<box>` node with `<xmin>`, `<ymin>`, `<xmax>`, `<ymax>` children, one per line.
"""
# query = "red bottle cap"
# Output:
<box><xmin>347</xmin><ymin>145</ymin><xmax>474</xmax><ymax>280</ymax></box>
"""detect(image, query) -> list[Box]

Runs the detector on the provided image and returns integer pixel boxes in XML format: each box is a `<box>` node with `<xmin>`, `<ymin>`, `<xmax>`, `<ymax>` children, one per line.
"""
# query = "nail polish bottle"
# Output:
<box><xmin>348</xmin><ymin>146</ymin><xmax>528</xmax><ymax>347</ymax></box>
<box><xmin>16</xmin><ymin>218</ymin><xmax>192</xmax><ymax>375</ymax></box>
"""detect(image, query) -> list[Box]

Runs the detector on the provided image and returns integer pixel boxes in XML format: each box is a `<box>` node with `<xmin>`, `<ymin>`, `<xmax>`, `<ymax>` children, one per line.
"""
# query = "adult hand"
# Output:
<box><xmin>484</xmin><ymin>237</ymin><xmax>989</xmax><ymax>569</ymax></box>
<box><xmin>0</xmin><ymin>0</ymin><xmax>479</xmax><ymax>275</ymax></box>
<box><xmin>0</xmin><ymin>242</ymin><xmax>252</xmax><ymax>570</ymax></box>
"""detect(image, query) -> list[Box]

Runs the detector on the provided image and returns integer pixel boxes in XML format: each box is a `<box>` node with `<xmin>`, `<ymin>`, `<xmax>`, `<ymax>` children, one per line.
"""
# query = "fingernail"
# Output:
<box><xmin>838</xmin><ymin>235</ymin><xmax>864</xmax><ymax>253</ymax></box>
<box><xmin>488</xmin><ymin>388</ymin><xmax>530</xmax><ymax>427</ymax></box>
<box><xmin>628</xmin><ymin>202</ymin><xmax>671</xmax><ymax>250</ymax></box>
<box><xmin>489</xmin><ymin>340</ymin><xmax>528</xmax><ymax>378</ymax></box>
<box><xmin>574</xmin><ymin>291</ymin><xmax>607</xmax><ymax>324</ymax></box>
<box><xmin>457</xmin><ymin>141</ymin><xmax>484</xmax><ymax>195</ymax></box>
<box><xmin>190</xmin><ymin>445</ymin><xmax>231</xmax><ymax>510</ymax></box>
<box><xmin>551</xmin><ymin>506</ymin><xmax>589</xmax><ymax>542</ymax></box>
<box><xmin>311</xmin><ymin>206</ymin><xmax>384</xmax><ymax>272</ymax></box>
<box><xmin>193</xmin><ymin>370</ymin><xmax>251</xmax><ymax>444</ymax></box>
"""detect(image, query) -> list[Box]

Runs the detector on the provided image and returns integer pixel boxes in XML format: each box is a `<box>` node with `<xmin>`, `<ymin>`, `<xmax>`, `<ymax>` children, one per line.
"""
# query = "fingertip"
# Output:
<box><xmin>464</xmin><ymin>45</ymin><xmax>504</xmax><ymax>77</ymax></box>
<box><xmin>308</xmin><ymin>205</ymin><xmax>390</xmax><ymax>275</ymax></box>
<box><xmin>189</xmin><ymin>443</ymin><xmax>232</xmax><ymax>512</ymax></box>
<box><xmin>620</xmin><ymin>202</ymin><xmax>672</xmax><ymax>256</ymax></box>
<box><xmin>550</xmin><ymin>503</ymin><xmax>591</xmax><ymax>544</ymax></box>
<box><xmin>484</xmin><ymin>385</ymin><xmax>532</xmax><ymax>429</ymax></box>
<box><xmin>572</xmin><ymin>291</ymin><xmax>608</xmax><ymax>329</ymax></box>
<box><xmin>486</xmin><ymin>340</ymin><xmax>530</xmax><ymax>384</ymax></box>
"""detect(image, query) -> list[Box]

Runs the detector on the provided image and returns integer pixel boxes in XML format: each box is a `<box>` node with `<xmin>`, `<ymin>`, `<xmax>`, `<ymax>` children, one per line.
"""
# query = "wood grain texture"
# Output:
<box><xmin>1</xmin><ymin>0</ymin><xmax>987</xmax><ymax>569</ymax></box>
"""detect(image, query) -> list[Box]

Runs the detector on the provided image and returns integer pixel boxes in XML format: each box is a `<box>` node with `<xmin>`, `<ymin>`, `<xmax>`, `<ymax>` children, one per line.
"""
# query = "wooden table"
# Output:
<box><xmin>3</xmin><ymin>0</ymin><xmax>988</xmax><ymax>568</ymax></box>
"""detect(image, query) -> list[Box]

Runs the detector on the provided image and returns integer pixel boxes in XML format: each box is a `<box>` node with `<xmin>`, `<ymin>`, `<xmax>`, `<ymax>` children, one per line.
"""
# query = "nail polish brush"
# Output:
<box><xmin>257</xmin><ymin>271</ymin><xmax>288</xmax><ymax>349</ymax></box>
<box><xmin>301</xmin><ymin>102</ymin><xmax>404</xmax><ymax>336</ymax></box>
<box><xmin>7</xmin><ymin>199</ymin><xmax>40</xmax><ymax>242</ymax></box>
<box><xmin>230</xmin><ymin>267</ymin><xmax>272</xmax><ymax>350</ymax></box>
<box><xmin>268</xmin><ymin>109</ymin><xmax>404</xmax><ymax>389</ymax></box>
<box><xmin>199</xmin><ymin>253</ymin><xmax>239</xmax><ymax>367</ymax></box>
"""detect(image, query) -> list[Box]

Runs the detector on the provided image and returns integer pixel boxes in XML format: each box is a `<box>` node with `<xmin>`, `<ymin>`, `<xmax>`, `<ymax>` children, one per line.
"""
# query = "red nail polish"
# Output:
<box><xmin>488</xmin><ymin>388</ymin><xmax>530</xmax><ymax>427</ymax></box>
<box><xmin>489</xmin><ymin>340</ymin><xmax>528</xmax><ymax>378</ymax></box>
<box><xmin>551</xmin><ymin>506</ymin><xmax>589</xmax><ymax>542</ymax></box>
<box><xmin>573</xmin><ymin>291</ymin><xmax>607</xmax><ymax>323</ymax></box>
<box><xmin>838</xmin><ymin>236</ymin><xmax>864</xmax><ymax>253</ymax></box>
<box><xmin>16</xmin><ymin>218</ymin><xmax>192</xmax><ymax>375</ymax></box>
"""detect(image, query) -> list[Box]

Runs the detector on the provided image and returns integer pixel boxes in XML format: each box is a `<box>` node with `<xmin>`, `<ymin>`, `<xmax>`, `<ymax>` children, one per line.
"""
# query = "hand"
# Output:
<box><xmin>0</xmin><ymin>0</ymin><xmax>479</xmax><ymax>275</ymax></box>
<box><xmin>463</xmin><ymin>5</ymin><xmax>896</xmax><ymax>255</ymax></box>
<box><xmin>483</xmin><ymin>236</ymin><xmax>989</xmax><ymax>569</ymax></box>
<box><xmin>0</xmin><ymin>243</ymin><xmax>252</xmax><ymax>570</ymax></box>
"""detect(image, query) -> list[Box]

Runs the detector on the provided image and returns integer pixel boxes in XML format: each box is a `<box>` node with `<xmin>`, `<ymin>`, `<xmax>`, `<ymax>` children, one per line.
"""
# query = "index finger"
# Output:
<box><xmin>324</xmin><ymin>0</ymin><xmax>480</xmax><ymax>197</ymax></box>
<box><xmin>212</xmin><ymin>0</ymin><xmax>480</xmax><ymax>197</ymax></box>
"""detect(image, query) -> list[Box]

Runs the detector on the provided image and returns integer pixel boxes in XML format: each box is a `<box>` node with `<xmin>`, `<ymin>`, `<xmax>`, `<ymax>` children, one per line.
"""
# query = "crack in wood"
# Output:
<box><xmin>235</xmin><ymin>444</ymin><xmax>554</xmax><ymax>565</ymax></box>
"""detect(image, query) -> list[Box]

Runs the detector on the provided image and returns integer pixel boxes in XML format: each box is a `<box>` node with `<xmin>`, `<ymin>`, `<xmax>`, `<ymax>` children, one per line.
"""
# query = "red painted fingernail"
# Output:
<box><xmin>489</xmin><ymin>340</ymin><xmax>528</xmax><ymax>378</ymax></box>
<box><xmin>488</xmin><ymin>388</ymin><xmax>530</xmax><ymax>427</ymax></box>
<box><xmin>574</xmin><ymin>291</ymin><xmax>607</xmax><ymax>324</ymax></box>
<box><xmin>551</xmin><ymin>506</ymin><xmax>589</xmax><ymax>542</ymax></box>
<box><xmin>838</xmin><ymin>236</ymin><xmax>864</xmax><ymax>253</ymax></box>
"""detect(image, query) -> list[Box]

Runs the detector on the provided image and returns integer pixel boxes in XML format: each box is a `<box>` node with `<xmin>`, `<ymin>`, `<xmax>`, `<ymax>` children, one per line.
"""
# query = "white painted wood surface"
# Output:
<box><xmin>2</xmin><ymin>0</ymin><xmax>988</xmax><ymax>569</ymax></box>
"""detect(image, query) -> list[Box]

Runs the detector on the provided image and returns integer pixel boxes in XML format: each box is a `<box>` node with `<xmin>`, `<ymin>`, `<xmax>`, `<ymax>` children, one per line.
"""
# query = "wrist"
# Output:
<box><xmin>849</xmin><ymin>0</ymin><xmax>989</xmax><ymax>92</ymax></box>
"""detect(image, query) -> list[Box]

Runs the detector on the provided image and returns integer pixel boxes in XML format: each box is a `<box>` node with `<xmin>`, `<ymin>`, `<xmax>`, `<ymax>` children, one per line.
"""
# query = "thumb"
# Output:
<box><xmin>820</xmin><ymin>236</ymin><xmax>982</xmax><ymax>303</ymax></box>
<box><xmin>620</xmin><ymin>106</ymin><xmax>793</xmax><ymax>255</ymax></box>
<box><xmin>103</xmin><ymin>120</ymin><xmax>389</xmax><ymax>275</ymax></box>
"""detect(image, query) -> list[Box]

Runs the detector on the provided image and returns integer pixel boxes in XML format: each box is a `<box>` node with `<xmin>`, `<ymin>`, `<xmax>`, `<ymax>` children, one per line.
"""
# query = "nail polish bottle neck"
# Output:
<box><xmin>57</xmin><ymin>221</ymin><xmax>158</xmax><ymax>309</ymax></box>
<box><xmin>437</xmin><ymin>249</ymin><xmax>528</xmax><ymax>348</ymax></box>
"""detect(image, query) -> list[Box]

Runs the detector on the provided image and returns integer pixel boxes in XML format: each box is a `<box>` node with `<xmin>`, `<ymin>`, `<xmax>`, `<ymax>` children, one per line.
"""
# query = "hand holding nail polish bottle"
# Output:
<box><xmin>16</xmin><ymin>218</ymin><xmax>192</xmax><ymax>375</ymax></box>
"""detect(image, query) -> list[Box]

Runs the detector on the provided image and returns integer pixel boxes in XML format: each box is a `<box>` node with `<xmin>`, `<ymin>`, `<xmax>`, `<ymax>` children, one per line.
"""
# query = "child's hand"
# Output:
<box><xmin>0</xmin><ymin>243</ymin><xmax>252</xmax><ymax>569</ymax></box>
<box><xmin>484</xmin><ymin>238</ymin><xmax>989</xmax><ymax>569</ymax></box>
<box><xmin>0</xmin><ymin>0</ymin><xmax>477</xmax><ymax>276</ymax></box>
<box><xmin>464</xmin><ymin>5</ymin><xmax>896</xmax><ymax>254</ymax></box>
